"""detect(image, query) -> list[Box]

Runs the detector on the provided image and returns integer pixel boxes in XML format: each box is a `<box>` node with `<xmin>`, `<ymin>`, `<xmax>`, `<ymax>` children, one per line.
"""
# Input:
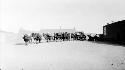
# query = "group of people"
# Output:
<box><xmin>87</xmin><ymin>34</ymin><xmax>104</xmax><ymax>41</ymax></box>
<box><xmin>23</xmin><ymin>33</ymin><xmax>42</xmax><ymax>45</ymax></box>
<box><xmin>22</xmin><ymin>31</ymin><xmax>104</xmax><ymax>45</ymax></box>
<box><xmin>22</xmin><ymin>32</ymin><xmax>86</xmax><ymax>45</ymax></box>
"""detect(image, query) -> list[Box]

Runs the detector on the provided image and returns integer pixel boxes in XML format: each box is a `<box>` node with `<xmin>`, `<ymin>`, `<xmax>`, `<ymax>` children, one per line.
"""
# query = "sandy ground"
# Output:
<box><xmin>0</xmin><ymin>32</ymin><xmax>125</xmax><ymax>70</ymax></box>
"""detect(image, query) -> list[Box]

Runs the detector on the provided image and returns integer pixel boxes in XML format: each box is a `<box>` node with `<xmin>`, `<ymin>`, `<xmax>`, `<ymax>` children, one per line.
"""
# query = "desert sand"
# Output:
<box><xmin>0</xmin><ymin>32</ymin><xmax>125</xmax><ymax>70</ymax></box>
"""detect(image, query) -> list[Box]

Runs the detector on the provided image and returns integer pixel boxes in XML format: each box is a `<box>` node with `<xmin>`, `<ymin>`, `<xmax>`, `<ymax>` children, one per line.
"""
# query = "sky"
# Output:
<box><xmin>1</xmin><ymin>0</ymin><xmax>125</xmax><ymax>33</ymax></box>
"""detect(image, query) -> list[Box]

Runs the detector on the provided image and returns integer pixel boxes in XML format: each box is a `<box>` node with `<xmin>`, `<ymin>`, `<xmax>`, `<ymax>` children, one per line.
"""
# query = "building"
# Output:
<box><xmin>103</xmin><ymin>20</ymin><xmax>125</xmax><ymax>43</ymax></box>
<box><xmin>40</xmin><ymin>28</ymin><xmax>76</xmax><ymax>34</ymax></box>
<box><xmin>18</xmin><ymin>28</ymin><xmax>76</xmax><ymax>35</ymax></box>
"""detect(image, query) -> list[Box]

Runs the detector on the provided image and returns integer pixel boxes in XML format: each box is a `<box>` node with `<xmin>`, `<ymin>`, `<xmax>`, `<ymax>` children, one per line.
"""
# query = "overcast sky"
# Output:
<box><xmin>1</xmin><ymin>0</ymin><xmax>125</xmax><ymax>33</ymax></box>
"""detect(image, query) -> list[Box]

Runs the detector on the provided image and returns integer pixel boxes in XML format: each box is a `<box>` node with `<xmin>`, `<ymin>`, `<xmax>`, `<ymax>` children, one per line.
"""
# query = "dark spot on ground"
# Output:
<box><xmin>121</xmin><ymin>62</ymin><xmax>124</xmax><ymax>64</ymax></box>
<box><xmin>111</xmin><ymin>64</ymin><xmax>114</xmax><ymax>65</ymax></box>
<box><xmin>15</xmin><ymin>43</ymin><xmax>25</xmax><ymax>45</ymax></box>
<box><xmin>50</xmin><ymin>64</ymin><xmax>53</xmax><ymax>66</ymax></box>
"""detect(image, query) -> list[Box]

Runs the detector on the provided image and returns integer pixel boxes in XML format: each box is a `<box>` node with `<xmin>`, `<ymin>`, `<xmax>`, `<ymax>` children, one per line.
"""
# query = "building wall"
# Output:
<box><xmin>18</xmin><ymin>28</ymin><xmax>76</xmax><ymax>35</ymax></box>
<box><xmin>103</xmin><ymin>20</ymin><xmax>125</xmax><ymax>43</ymax></box>
<box><xmin>40</xmin><ymin>29</ymin><xmax>76</xmax><ymax>34</ymax></box>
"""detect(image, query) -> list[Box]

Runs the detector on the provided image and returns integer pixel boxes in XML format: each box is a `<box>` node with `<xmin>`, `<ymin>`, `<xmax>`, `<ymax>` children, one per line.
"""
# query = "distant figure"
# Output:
<box><xmin>23</xmin><ymin>34</ymin><xmax>32</xmax><ymax>45</ymax></box>
<box><xmin>31</xmin><ymin>33</ymin><xmax>42</xmax><ymax>44</ymax></box>
<box><xmin>35</xmin><ymin>33</ymin><xmax>42</xmax><ymax>43</ymax></box>
<box><xmin>87</xmin><ymin>34</ymin><xmax>94</xmax><ymax>41</ymax></box>
<box><xmin>94</xmin><ymin>34</ymin><xmax>98</xmax><ymax>41</ymax></box>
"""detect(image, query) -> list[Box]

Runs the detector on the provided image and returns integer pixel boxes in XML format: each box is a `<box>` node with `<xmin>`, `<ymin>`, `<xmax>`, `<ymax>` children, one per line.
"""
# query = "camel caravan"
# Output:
<box><xmin>22</xmin><ymin>32</ymin><xmax>86</xmax><ymax>45</ymax></box>
<box><xmin>22</xmin><ymin>31</ymin><xmax>103</xmax><ymax>45</ymax></box>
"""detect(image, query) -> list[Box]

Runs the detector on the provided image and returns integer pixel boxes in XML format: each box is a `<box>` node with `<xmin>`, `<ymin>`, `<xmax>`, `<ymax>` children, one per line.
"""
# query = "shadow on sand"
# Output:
<box><xmin>89</xmin><ymin>41</ymin><xmax>125</xmax><ymax>47</ymax></box>
<box><xmin>15</xmin><ymin>43</ymin><xmax>26</xmax><ymax>45</ymax></box>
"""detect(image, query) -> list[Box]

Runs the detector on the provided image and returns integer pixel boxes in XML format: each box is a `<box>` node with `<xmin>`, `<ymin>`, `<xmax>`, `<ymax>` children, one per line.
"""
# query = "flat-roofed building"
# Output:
<box><xmin>18</xmin><ymin>28</ymin><xmax>76</xmax><ymax>35</ymax></box>
<box><xmin>103</xmin><ymin>20</ymin><xmax>125</xmax><ymax>43</ymax></box>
